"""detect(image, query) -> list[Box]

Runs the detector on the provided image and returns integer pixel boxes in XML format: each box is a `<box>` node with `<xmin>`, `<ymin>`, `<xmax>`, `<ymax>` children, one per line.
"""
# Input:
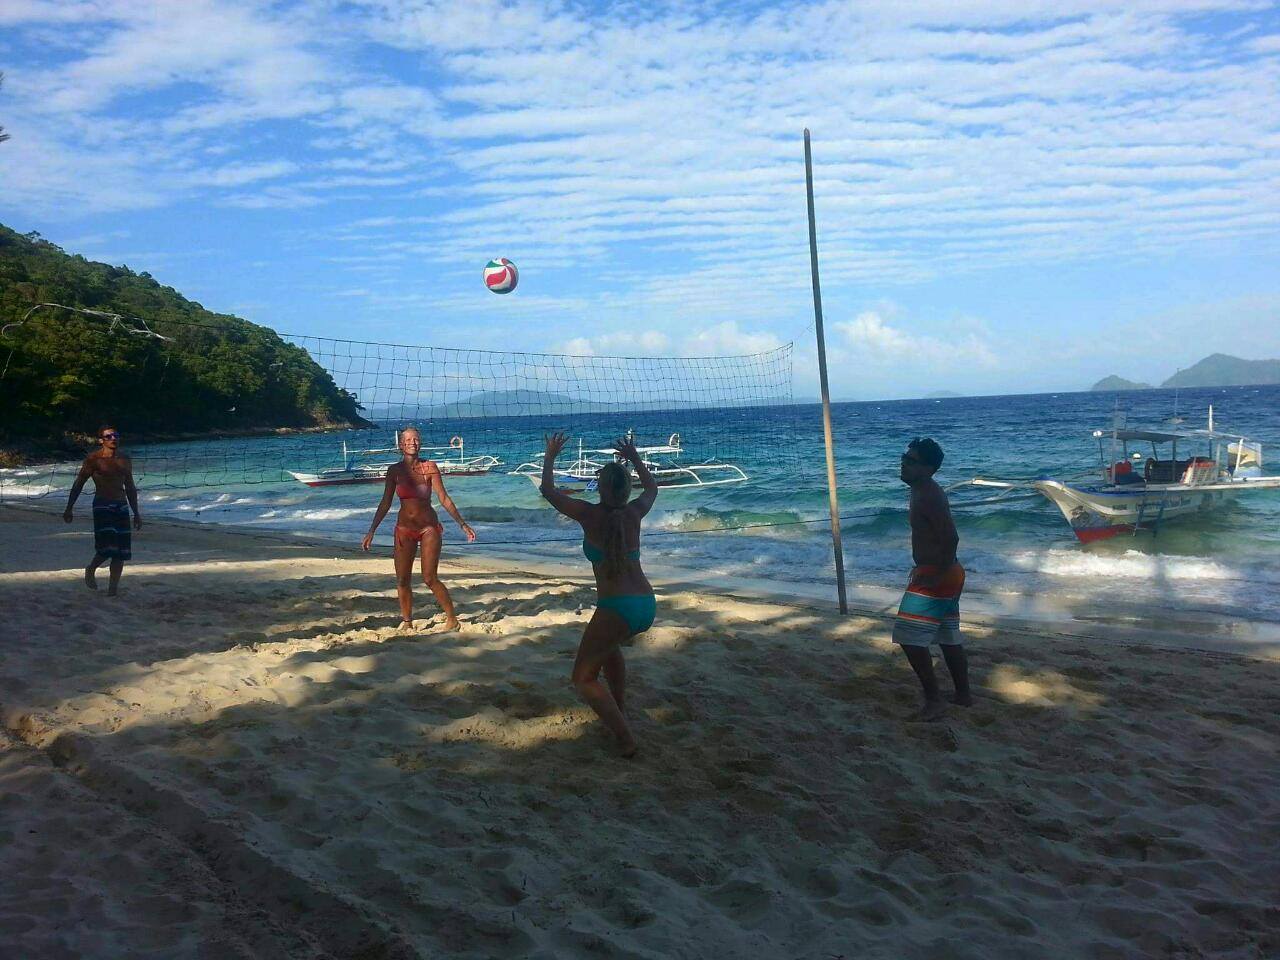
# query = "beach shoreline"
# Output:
<box><xmin>7</xmin><ymin>499</ymin><xmax>1278</xmax><ymax>659</ymax></box>
<box><xmin>2</xmin><ymin>504</ymin><xmax>1278</xmax><ymax>958</ymax></box>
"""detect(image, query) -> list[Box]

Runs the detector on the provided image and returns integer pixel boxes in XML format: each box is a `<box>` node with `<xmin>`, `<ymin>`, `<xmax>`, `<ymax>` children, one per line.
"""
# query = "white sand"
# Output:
<box><xmin>2</xmin><ymin>503</ymin><xmax>1278</xmax><ymax>959</ymax></box>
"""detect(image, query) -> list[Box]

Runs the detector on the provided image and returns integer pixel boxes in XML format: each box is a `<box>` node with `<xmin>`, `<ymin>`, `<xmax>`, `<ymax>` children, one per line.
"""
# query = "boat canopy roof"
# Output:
<box><xmin>1098</xmin><ymin>427</ymin><xmax>1243</xmax><ymax>444</ymax></box>
<box><xmin>1105</xmin><ymin>428</ymin><xmax>1192</xmax><ymax>443</ymax></box>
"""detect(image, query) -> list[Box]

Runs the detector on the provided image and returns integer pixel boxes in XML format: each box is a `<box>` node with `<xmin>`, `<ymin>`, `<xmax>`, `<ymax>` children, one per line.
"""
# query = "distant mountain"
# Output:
<box><xmin>369</xmin><ymin>388</ymin><xmax>788</xmax><ymax>420</ymax></box>
<box><xmin>1161</xmin><ymin>354</ymin><xmax>1280</xmax><ymax>388</ymax></box>
<box><xmin>1091</xmin><ymin>375</ymin><xmax>1153</xmax><ymax>392</ymax></box>
<box><xmin>370</xmin><ymin>390</ymin><xmax>617</xmax><ymax>420</ymax></box>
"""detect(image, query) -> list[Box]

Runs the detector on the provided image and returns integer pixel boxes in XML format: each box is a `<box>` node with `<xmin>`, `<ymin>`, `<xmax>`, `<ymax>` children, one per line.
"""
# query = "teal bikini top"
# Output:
<box><xmin>582</xmin><ymin>540</ymin><xmax>641</xmax><ymax>564</ymax></box>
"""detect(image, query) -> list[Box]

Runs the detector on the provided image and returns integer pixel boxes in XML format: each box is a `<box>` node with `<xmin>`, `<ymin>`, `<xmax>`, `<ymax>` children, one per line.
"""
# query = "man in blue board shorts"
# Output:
<box><xmin>894</xmin><ymin>437</ymin><xmax>970</xmax><ymax>721</ymax></box>
<box><xmin>63</xmin><ymin>425</ymin><xmax>142</xmax><ymax>597</ymax></box>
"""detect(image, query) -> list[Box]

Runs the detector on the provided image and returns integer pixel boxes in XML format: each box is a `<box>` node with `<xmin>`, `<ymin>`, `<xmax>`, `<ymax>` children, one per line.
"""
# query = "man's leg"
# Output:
<box><xmin>84</xmin><ymin>553</ymin><xmax>106</xmax><ymax>590</ymax></box>
<box><xmin>940</xmin><ymin>641</ymin><xmax>970</xmax><ymax>706</ymax></box>
<box><xmin>900</xmin><ymin>642</ymin><xmax>946</xmax><ymax>721</ymax></box>
<box><xmin>107</xmin><ymin>558</ymin><xmax>124</xmax><ymax>597</ymax></box>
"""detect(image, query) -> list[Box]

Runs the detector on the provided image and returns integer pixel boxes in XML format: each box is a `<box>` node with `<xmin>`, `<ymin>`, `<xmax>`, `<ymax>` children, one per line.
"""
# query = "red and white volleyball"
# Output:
<box><xmin>483</xmin><ymin>258</ymin><xmax>518</xmax><ymax>294</ymax></box>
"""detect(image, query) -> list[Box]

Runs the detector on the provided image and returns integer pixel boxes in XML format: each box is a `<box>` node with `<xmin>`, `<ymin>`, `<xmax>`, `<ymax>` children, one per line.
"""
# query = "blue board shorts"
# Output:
<box><xmin>93</xmin><ymin>500</ymin><xmax>132</xmax><ymax>560</ymax></box>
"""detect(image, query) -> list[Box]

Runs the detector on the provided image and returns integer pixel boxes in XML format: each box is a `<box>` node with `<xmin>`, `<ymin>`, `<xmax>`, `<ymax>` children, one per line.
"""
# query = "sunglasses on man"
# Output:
<box><xmin>100</xmin><ymin>432</ymin><xmax>120</xmax><ymax>440</ymax></box>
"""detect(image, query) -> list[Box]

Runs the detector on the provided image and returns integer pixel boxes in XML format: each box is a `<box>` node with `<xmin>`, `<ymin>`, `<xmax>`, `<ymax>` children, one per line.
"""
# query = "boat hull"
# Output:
<box><xmin>1033</xmin><ymin>479</ymin><xmax>1230</xmax><ymax>541</ymax></box>
<box><xmin>288</xmin><ymin>472</ymin><xmax>384</xmax><ymax>488</ymax></box>
<box><xmin>289</xmin><ymin>463</ymin><xmax>498</xmax><ymax>487</ymax></box>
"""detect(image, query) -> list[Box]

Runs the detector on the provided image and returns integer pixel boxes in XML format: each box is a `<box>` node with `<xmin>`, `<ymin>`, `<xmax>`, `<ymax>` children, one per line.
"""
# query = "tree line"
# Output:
<box><xmin>0</xmin><ymin>224</ymin><xmax>368</xmax><ymax>456</ymax></box>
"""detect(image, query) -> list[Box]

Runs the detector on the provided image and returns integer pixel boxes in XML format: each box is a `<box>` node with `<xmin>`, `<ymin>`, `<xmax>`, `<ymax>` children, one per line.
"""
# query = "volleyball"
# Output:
<box><xmin>483</xmin><ymin>258</ymin><xmax>518</xmax><ymax>294</ymax></box>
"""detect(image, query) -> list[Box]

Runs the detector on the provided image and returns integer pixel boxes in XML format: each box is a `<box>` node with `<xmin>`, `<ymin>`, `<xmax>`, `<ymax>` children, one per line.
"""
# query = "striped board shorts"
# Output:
<box><xmin>92</xmin><ymin>500</ymin><xmax>132</xmax><ymax>560</ymax></box>
<box><xmin>892</xmin><ymin>562</ymin><xmax>964</xmax><ymax>647</ymax></box>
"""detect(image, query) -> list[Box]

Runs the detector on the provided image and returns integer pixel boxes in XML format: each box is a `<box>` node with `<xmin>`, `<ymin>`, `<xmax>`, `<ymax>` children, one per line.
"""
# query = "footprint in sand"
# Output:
<box><xmin>706</xmin><ymin>878</ymin><xmax>772</xmax><ymax>921</ymax></box>
<box><xmin>478</xmin><ymin>868</ymin><xmax>526</xmax><ymax>906</ymax></box>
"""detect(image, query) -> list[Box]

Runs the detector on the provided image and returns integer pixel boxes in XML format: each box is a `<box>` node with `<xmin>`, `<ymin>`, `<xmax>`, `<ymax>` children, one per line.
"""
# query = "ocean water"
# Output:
<box><xmin>6</xmin><ymin>385</ymin><xmax>1280</xmax><ymax>625</ymax></box>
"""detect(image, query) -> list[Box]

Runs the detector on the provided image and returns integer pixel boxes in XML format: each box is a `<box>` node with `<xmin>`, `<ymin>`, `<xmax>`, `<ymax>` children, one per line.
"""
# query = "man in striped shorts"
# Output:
<box><xmin>63</xmin><ymin>425</ymin><xmax>142</xmax><ymax>597</ymax></box>
<box><xmin>894</xmin><ymin>437</ymin><xmax>970</xmax><ymax>721</ymax></box>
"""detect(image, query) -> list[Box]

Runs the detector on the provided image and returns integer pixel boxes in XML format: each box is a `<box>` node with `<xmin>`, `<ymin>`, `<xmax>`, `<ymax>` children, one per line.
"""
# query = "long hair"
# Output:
<box><xmin>596</xmin><ymin>461</ymin><xmax>633</xmax><ymax>579</ymax></box>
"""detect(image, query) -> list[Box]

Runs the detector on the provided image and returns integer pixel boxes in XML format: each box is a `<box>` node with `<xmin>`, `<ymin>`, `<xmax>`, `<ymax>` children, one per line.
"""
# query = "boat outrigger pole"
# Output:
<box><xmin>805</xmin><ymin>128</ymin><xmax>848</xmax><ymax>615</ymax></box>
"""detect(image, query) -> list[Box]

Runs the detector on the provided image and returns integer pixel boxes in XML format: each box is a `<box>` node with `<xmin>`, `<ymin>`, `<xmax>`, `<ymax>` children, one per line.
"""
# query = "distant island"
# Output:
<box><xmin>370</xmin><ymin>390</ymin><xmax>620</xmax><ymax>420</ymax></box>
<box><xmin>370</xmin><ymin>388</ymin><xmax>789</xmax><ymax>421</ymax></box>
<box><xmin>0</xmin><ymin>224</ymin><xmax>368</xmax><ymax>464</ymax></box>
<box><xmin>1092</xmin><ymin>353</ymin><xmax>1280</xmax><ymax>392</ymax></box>
<box><xmin>924</xmin><ymin>390</ymin><xmax>963</xmax><ymax>399</ymax></box>
<box><xmin>1163</xmin><ymin>353</ymin><xmax>1280</xmax><ymax>388</ymax></box>
<box><xmin>1090</xmin><ymin>375</ymin><xmax>1153</xmax><ymax>392</ymax></box>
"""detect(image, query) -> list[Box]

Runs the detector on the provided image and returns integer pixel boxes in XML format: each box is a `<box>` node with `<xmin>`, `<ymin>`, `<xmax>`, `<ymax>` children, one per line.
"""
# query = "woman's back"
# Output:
<box><xmin>580</xmin><ymin>501</ymin><xmax>650</xmax><ymax>597</ymax></box>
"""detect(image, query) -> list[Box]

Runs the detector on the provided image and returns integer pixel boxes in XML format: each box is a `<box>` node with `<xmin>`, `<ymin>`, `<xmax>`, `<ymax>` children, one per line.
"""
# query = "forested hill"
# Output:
<box><xmin>0</xmin><ymin>225</ymin><xmax>368</xmax><ymax>460</ymax></box>
<box><xmin>1161</xmin><ymin>353</ymin><xmax>1280</xmax><ymax>388</ymax></box>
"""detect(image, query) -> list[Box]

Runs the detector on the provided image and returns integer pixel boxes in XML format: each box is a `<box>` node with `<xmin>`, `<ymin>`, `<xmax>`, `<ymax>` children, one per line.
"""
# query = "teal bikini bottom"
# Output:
<box><xmin>596</xmin><ymin>593</ymin><xmax>657</xmax><ymax>635</ymax></box>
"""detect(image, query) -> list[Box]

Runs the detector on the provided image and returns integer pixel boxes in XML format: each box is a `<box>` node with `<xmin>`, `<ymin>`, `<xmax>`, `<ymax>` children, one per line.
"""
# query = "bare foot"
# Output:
<box><xmin>619</xmin><ymin>737</ymin><xmax>639</xmax><ymax>759</ymax></box>
<box><xmin>398</xmin><ymin>619</ymin><xmax>415</xmax><ymax>632</ymax></box>
<box><xmin>908</xmin><ymin>700</ymin><xmax>947</xmax><ymax>723</ymax></box>
<box><xmin>84</xmin><ymin>566</ymin><xmax>98</xmax><ymax>590</ymax></box>
<box><xmin>107</xmin><ymin>585</ymin><xmax>119</xmax><ymax>597</ymax></box>
<box><xmin>439</xmin><ymin>617</ymin><xmax>461</xmax><ymax>633</ymax></box>
<box><xmin>950</xmin><ymin>692</ymin><xmax>973</xmax><ymax>707</ymax></box>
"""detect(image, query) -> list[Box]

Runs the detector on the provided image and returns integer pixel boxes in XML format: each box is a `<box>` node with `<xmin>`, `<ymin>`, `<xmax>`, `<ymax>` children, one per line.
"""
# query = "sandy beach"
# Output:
<box><xmin>2</xmin><ymin>502</ymin><xmax>1278</xmax><ymax>959</ymax></box>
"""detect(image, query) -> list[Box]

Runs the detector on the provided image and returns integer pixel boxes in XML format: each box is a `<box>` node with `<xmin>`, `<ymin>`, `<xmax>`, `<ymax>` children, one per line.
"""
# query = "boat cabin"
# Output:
<box><xmin>1094</xmin><ymin>422</ymin><xmax>1261</xmax><ymax>489</ymax></box>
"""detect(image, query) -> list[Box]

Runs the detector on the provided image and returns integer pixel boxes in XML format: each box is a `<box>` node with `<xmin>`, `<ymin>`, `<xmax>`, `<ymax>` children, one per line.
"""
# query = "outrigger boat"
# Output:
<box><xmin>509</xmin><ymin>432</ymin><xmax>749</xmax><ymax>493</ymax></box>
<box><xmin>288</xmin><ymin>435</ymin><xmax>502</xmax><ymax>488</ymax></box>
<box><xmin>953</xmin><ymin>406</ymin><xmax>1280</xmax><ymax>542</ymax></box>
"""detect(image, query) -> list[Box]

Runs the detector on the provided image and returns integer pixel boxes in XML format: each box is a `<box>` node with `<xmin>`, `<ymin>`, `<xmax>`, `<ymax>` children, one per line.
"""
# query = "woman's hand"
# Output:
<box><xmin>614</xmin><ymin>436</ymin><xmax>640</xmax><ymax>463</ymax></box>
<box><xmin>361</xmin><ymin>531</ymin><xmax>375</xmax><ymax>551</ymax></box>
<box><xmin>460</xmin><ymin>521</ymin><xmax>477</xmax><ymax>542</ymax></box>
<box><xmin>544</xmin><ymin>431</ymin><xmax>569</xmax><ymax>460</ymax></box>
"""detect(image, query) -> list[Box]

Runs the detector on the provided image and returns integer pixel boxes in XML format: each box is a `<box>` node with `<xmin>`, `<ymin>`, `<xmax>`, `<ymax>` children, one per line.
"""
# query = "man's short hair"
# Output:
<box><xmin>97</xmin><ymin>424</ymin><xmax>118</xmax><ymax>438</ymax></box>
<box><xmin>908</xmin><ymin>437</ymin><xmax>944</xmax><ymax>471</ymax></box>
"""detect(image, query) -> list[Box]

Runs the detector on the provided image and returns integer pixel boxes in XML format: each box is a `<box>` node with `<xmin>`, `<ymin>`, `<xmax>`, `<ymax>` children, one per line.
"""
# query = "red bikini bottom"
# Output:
<box><xmin>395</xmin><ymin>522</ymin><xmax>444</xmax><ymax>550</ymax></box>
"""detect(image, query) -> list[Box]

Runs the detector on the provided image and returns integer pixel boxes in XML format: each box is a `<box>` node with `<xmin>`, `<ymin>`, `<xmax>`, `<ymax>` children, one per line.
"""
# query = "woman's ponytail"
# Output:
<box><xmin>597</xmin><ymin>462</ymin><xmax>633</xmax><ymax>579</ymax></box>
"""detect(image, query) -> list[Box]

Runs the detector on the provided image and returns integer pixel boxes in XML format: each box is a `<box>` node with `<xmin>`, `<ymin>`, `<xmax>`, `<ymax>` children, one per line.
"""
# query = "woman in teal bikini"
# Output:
<box><xmin>541</xmin><ymin>431</ymin><xmax>657</xmax><ymax>757</ymax></box>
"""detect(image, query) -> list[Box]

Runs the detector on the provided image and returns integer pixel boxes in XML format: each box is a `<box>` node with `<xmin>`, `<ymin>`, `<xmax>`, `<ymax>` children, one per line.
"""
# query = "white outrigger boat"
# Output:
<box><xmin>287</xmin><ymin>435</ymin><xmax>502</xmax><ymax>488</ymax></box>
<box><xmin>509</xmin><ymin>432</ymin><xmax>749</xmax><ymax>493</ymax></box>
<box><xmin>955</xmin><ymin>406</ymin><xmax>1280</xmax><ymax>542</ymax></box>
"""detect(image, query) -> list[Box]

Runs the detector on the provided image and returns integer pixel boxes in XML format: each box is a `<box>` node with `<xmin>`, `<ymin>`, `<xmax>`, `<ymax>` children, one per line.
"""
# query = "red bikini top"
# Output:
<box><xmin>396</xmin><ymin>463</ymin><xmax>435</xmax><ymax>501</ymax></box>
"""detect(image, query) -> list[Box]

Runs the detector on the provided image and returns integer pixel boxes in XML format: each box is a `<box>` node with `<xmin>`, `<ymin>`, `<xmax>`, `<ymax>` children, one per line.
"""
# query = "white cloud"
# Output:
<box><xmin>555</xmin><ymin>330</ymin><xmax>671</xmax><ymax>356</ymax></box>
<box><xmin>681</xmin><ymin>321</ymin><xmax>784</xmax><ymax>357</ymax></box>
<box><xmin>195</xmin><ymin>160</ymin><xmax>299</xmax><ymax>187</ymax></box>
<box><xmin>835</xmin><ymin>309</ymin><xmax>998</xmax><ymax>370</ymax></box>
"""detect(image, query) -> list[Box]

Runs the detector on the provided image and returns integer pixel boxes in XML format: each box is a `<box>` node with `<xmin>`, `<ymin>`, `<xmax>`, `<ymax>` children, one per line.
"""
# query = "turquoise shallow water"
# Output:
<box><xmin>6</xmin><ymin>384</ymin><xmax>1280</xmax><ymax>623</ymax></box>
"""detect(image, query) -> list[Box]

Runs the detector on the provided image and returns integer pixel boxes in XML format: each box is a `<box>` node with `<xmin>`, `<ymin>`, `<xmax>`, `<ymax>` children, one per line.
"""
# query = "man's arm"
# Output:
<box><xmin>930</xmin><ymin>488</ymin><xmax>958</xmax><ymax>561</ymax></box>
<box><xmin>921</xmin><ymin>487</ymin><xmax>958</xmax><ymax>564</ymax></box>
<box><xmin>123</xmin><ymin>456</ymin><xmax>142</xmax><ymax>529</ymax></box>
<box><xmin>63</xmin><ymin>459</ymin><xmax>93</xmax><ymax>522</ymax></box>
<box><xmin>911</xmin><ymin>486</ymin><xmax>958</xmax><ymax>585</ymax></box>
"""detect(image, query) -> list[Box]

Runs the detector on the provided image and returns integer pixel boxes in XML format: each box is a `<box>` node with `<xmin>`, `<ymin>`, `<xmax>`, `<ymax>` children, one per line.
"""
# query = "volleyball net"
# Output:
<box><xmin>0</xmin><ymin>305</ymin><xmax>801</xmax><ymax>501</ymax></box>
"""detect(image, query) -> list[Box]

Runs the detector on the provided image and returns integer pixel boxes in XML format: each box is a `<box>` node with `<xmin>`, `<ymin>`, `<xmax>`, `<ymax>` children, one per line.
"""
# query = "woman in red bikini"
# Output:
<box><xmin>362</xmin><ymin>427</ymin><xmax>476</xmax><ymax>630</ymax></box>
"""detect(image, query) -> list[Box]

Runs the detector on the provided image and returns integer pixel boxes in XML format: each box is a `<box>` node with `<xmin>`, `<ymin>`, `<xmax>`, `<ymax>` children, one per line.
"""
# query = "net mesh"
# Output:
<box><xmin>1</xmin><ymin>307</ymin><xmax>800</xmax><ymax>500</ymax></box>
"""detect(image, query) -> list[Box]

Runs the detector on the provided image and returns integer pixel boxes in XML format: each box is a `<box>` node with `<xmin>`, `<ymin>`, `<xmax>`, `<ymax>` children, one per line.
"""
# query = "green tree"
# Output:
<box><xmin>0</xmin><ymin>224</ymin><xmax>369</xmax><ymax>451</ymax></box>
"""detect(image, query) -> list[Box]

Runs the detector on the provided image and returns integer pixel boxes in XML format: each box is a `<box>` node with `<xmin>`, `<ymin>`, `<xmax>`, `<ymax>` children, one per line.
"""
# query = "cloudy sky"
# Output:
<box><xmin>1</xmin><ymin>0</ymin><xmax>1278</xmax><ymax>399</ymax></box>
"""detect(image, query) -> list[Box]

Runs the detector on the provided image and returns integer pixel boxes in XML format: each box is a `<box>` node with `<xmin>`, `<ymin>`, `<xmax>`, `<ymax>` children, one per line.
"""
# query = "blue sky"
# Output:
<box><xmin>1</xmin><ymin>0</ymin><xmax>1278</xmax><ymax>399</ymax></box>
